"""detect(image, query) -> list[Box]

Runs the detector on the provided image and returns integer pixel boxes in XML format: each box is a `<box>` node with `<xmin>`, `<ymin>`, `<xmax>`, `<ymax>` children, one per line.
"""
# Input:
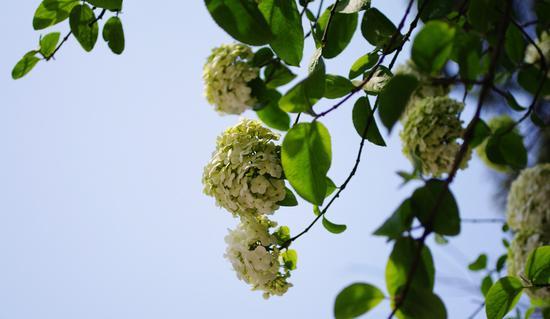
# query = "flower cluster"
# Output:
<box><xmin>524</xmin><ymin>31</ymin><xmax>550</xmax><ymax>65</ymax></box>
<box><xmin>506</xmin><ymin>164</ymin><xmax>550</xmax><ymax>304</ymax></box>
<box><xmin>396</xmin><ymin>60</ymin><xmax>450</xmax><ymax>104</ymax></box>
<box><xmin>203</xmin><ymin>44</ymin><xmax>259</xmax><ymax>115</ymax></box>
<box><xmin>476</xmin><ymin>115</ymin><xmax>517</xmax><ymax>173</ymax></box>
<box><xmin>400</xmin><ymin>96</ymin><xmax>469</xmax><ymax>177</ymax></box>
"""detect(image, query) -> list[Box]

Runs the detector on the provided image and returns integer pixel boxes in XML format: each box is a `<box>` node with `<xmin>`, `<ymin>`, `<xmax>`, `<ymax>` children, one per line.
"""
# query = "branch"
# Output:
<box><xmin>461</xmin><ymin>218</ymin><xmax>505</xmax><ymax>224</ymax></box>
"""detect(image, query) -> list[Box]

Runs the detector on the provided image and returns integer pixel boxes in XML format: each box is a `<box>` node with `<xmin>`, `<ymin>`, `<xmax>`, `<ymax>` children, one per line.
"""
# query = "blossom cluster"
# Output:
<box><xmin>524</xmin><ymin>31</ymin><xmax>550</xmax><ymax>66</ymax></box>
<box><xmin>203</xmin><ymin>44</ymin><xmax>259</xmax><ymax>115</ymax></box>
<box><xmin>506</xmin><ymin>164</ymin><xmax>550</xmax><ymax>304</ymax></box>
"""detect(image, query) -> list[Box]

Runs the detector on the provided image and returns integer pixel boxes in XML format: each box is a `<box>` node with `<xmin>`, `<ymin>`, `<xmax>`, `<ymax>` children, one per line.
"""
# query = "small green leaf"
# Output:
<box><xmin>86</xmin><ymin>0</ymin><xmax>122</xmax><ymax>10</ymax></box>
<box><xmin>69</xmin><ymin>4</ymin><xmax>99</xmax><ymax>52</ymax></box>
<box><xmin>334</xmin><ymin>283</ymin><xmax>384</xmax><ymax>319</ymax></box>
<box><xmin>496</xmin><ymin>254</ymin><xmax>507</xmax><ymax>272</ymax></box>
<box><xmin>317</xmin><ymin>8</ymin><xmax>358</xmax><ymax>59</ymax></box>
<box><xmin>485</xmin><ymin>276</ymin><xmax>524</xmax><ymax>319</ymax></box>
<box><xmin>525</xmin><ymin>245</ymin><xmax>550</xmax><ymax>285</ymax></box>
<box><xmin>482</xmin><ymin>275</ymin><xmax>494</xmax><ymax>297</ymax></box>
<box><xmin>503</xmin><ymin>91</ymin><xmax>527</xmax><ymax>111</ymax></box>
<box><xmin>378</xmin><ymin>74</ymin><xmax>419</xmax><ymax>132</ymax></box>
<box><xmin>12</xmin><ymin>51</ymin><xmax>41</xmax><ymax>80</ymax></box>
<box><xmin>352</xmin><ymin>96</ymin><xmax>386</xmax><ymax>146</ymax></box>
<box><xmin>324</xmin><ymin>75</ymin><xmax>354</xmax><ymax>99</ymax></box>
<box><xmin>282</xmin><ymin>121</ymin><xmax>332</xmax><ymax>205</ymax></box>
<box><xmin>277</xmin><ymin>187</ymin><xmax>298</xmax><ymax>206</ymax></box>
<box><xmin>373</xmin><ymin>199</ymin><xmax>413</xmax><ymax>239</ymax></box>
<box><xmin>468</xmin><ymin>254</ymin><xmax>488</xmax><ymax>271</ymax></box>
<box><xmin>396</xmin><ymin>287</ymin><xmax>447</xmax><ymax>319</ymax></box>
<box><xmin>412</xmin><ymin>21</ymin><xmax>455</xmax><ymax>74</ymax></box>
<box><xmin>434</xmin><ymin>234</ymin><xmax>448</xmax><ymax>245</ymax></box>
<box><xmin>361</xmin><ymin>8</ymin><xmax>401</xmax><ymax>52</ymax></box>
<box><xmin>33</xmin><ymin>0</ymin><xmax>79</xmax><ymax>30</ymax></box>
<box><xmin>103</xmin><ymin>16</ymin><xmax>125</xmax><ymax>54</ymax></box>
<box><xmin>505</xmin><ymin>24</ymin><xmax>526</xmax><ymax>65</ymax></box>
<box><xmin>470</xmin><ymin>119</ymin><xmax>491</xmax><ymax>148</ymax></box>
<box><xmin>518</xmin><ymin>65</ymin><xmax>550</xmax><ymax>96</ymax></box>
<box><xmin>418</xmin><ymin>0</ymin><xmax>453</xmax><ymax>21</ymax></box>
<box><xmin>39</xmin><ymin>32</ymin><xmax>61</xmax><ymax>57</ymax></box>
<box><xmin>325</xmin><ymin>177</ymin><xmax>337</xmax><ymax>197</ymax></box>
<box><xmin>274</xmin><ymin>225</ymin><xmax>291</xmax><ymax>244</ymax></box>
<box><xmin>252</xmin><ymin>47</ymin><xmax>274</xmax><ymax>67</ymax></box>
<box><xmin>411</xmin><ymin>180</ymin><xmax>460</xmax><ymax>236</ymax></box>
<box><xmin>485</xmin><ymin>129</ymin><xmax>527</xmax><ymax>170</ymax></box>
<box><xmin>281</xmin><ymin>249</ymin><xmax>298</xmax><ymax>270</ymax></box>
<box><xmin>349</xmin><ymin>52</ymin><xmax>378</xmax><ymax>79</ymax></box>
<box><xmin>279</xmin><ymin>56</ymin><xmax>325</xmax><ymax>113</ymax></box>
<box><xmin>264</xmin><ymin>61</ymin><xmax>297</xmax><ymax>88</ymax></box>
<box><xmin>322</xmin><ymin>216</ymin><xmax>347</xmax><ymax>234</ymax></box>
<box><xmin>335</xmin><ymin>0</ymin><xmax>370</xmax><ymax>14</ymax></box>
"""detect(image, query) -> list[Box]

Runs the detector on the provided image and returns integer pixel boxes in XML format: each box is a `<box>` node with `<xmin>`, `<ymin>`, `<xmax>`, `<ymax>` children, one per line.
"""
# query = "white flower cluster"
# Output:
<box><xmin>506</xmin><ymin>164</ymin><xmax>550</xmax><ymax>304</ymax></box>
<box><xmin>476</xmin><ymin>115</ymin><xmax>517</xmax><ymax>173</ymax></box>
<box><xmin>224</xmin><ymin>216</ymin><xmax>293</xmax><ymax>299</ymax></box>
<box><xmin>400</xmin><ymin>96</ymin><xmax>469</xmax><ymax>177</ymax></box>
<box><xmin>203</xmin><ymin>44</ymin><xmax>259</xmax><ymax>115</ymax></box>
<box><xmin>203</xmin><ymin>119</ymin><xmax>295</xmax><ymax>298</ymax></box>
<box><xmin>525</xmin><ymin>31</ymin><xmax>550</xmax><ymax>65</ymax></box>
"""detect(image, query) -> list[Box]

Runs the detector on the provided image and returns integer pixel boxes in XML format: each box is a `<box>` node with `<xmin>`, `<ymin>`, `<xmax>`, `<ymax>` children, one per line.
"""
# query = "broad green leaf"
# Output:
<box><xmin>334</xmin><ymin>283</ymin><xmax>384</xmax><ymax>319</ymax></box>
<box><xmin>467</xmin><ymin>0</ymin><xmax>498</xmax><ymax>33</ymax></box>
<box><xmin>485</xmin><ymin>129</ymin><xmax>527</xmax><ymax>170</ymax></box>
<box><xmin>259</xmin><ymin>0</ymin><xmax>303</xmax><ymax>66</ymax></box>
<box><xmin>482</xmin><ymin>275</ymin><xmax>494</xmax><ymax>297</ymax></box>
<box><xmin>525</xmin><ymin>246</ymin><xmax>550</xmax><ymax>285</ymax></box>
<box><xmin>282</xmin><ymin>122</ymin><xmax>332</xmax><ymax>205</ymax></box>
<box><xmin>252</xmin><ymin>47</ymin><xmax>274</xmax><ymax>67</ymax></box>
<box><xmin>264</xmin><ymin>61</ymin><xmax>297</xmax><ymax>88</ymax></box>
<box><xmin>335</xmin><ymin>0</ymin><xmax>370</xmax><ymax>14</ymax></box>
<box><xmin>33</xmin><ymin>0</ymin><xmax>79</xmax><ymax>30</ymax></box>
<box><xmin>324</xmin><ymin>75</ymin><xmax>354</xmax><ymax>99</ymax></box>
<box><xmin>281</xmin><ymin>249</ymin><xmax>298</xmax><ymax>270</ymax></box>
<box><xmin>86</xmin><ymin>0</ymin><xmax>122</xmax><ymax>10</ymax></box>
<box><xmin>205</xmin><ymin>0</ymin><xmax>272</xmax><ymax>45</ymax></box>
<box><xmin>517</xmin><ymin>65</ymin><xmax>550</xmax><ymax>96</ymax></box>
<box><xmin>317</xmin><ymin>8</ymin><xmax>358</xmax><ymax>59</ymax></box>
<box><xmin>39</xmin><ymin>32</ymin><xmax>61</xmax><ymax>57</ymax></box>
<box><xmin>485</xmin><ymin>276</ymin><xmax>524</xmax><ymax>319</ymax></box>
<box><xmin>411</xmin><ymin>180</ymin><xmax>460</xmax><ymax>236</ymax></box>
<box><xmin>378</xmin><ymin>74</ymin><xmax>419</xmax><ymax>132</ymax></box>
<box><xmin>396</xmin><ymin>287</ymin><xmax>447</xmax><ymax>319</ymax></box>
<box><xmin>277</xmin><ymin>187</ymin><xmax>298</xmax><ymax>206</ymax></box>
<box><xmin>468</xmin><ymin>254</ymin><xmax>488</xmax><ymax>271</ymax></box>
<box><xmin>279</xmin><ymin>57</ymin><xmax>325</xmax><ymax>113</ymax></box>
<box><xmin>256</xmin><ymin>100</ymin><xmax>291</xmax><ymax>131</ymax></box>
<box><xmin>452</xmin><ymin>31</ymin><xmax>483</xmax><ymax>82</ymax></box>
<box><xmin>12</xmin><ymin>51</ymin><xmax>40</xmax><ymax>80</ymax></box>
<box><xmin>349</xmin><ymin>52</ymin><xmax>379</xmax><ymax>79</ymax></box>
<box><xmin>470</xmin><ymin>119</ymin><xmax>491</xmax><ymax>148</ymax></box>
<box><xmin>505</xmin><ymin>24</ymin><xmax>526</xmax><ymax>65</ymax></box>
<box><xmin>418</xmin><ymin>0</ymin><xmax>453</xmax><ymax>21</ymax></box>
<box><xmin>352</xmin><ymin>96</ymin><xmax>386</xmax><ymax>146</ymax></box>
<box><xmin>386</xmin><ymin>237</ymin><xmax>435</xmax><ymax>296</ymax></box>
<box><xmin>322</xmin><ymin>217</ymin><xmax>347</xmax><ymax>234</ymax></box>
<box><xmin>361</xmin><ymin>8</ymin><xmax>400</xmax><ymax>52</ymax></box>
<box><xmin>373</xmin><ymin>199</ymin><xmax>413</xmax><ymax>239</ymax></box>
<box><xmin>412</xmin><ymin>21</ymin><xmax>455</xmax><ymax>74</ymax></box>
<box><xmin>69</xmin><ymin>4</ymin><xmax>99</xmax><ymax>52</ymax></box>
<box><xmin>102</xmin><ymin>16</ymin><xmax>125</xmax><ymax>54</ymax></box>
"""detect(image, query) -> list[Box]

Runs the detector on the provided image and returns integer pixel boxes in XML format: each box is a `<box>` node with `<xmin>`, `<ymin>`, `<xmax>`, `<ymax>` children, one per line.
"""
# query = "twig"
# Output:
<box><xmin>461</xmin><ymin>218</ymin><xmax>505</xmax><ymax>224</ymax></box>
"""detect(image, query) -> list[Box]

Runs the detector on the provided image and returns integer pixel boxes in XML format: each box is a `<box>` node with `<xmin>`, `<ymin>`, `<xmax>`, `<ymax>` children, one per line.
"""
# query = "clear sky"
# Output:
<box><xmin>0</xmin><ymin>1</ymin><xmax>512</xmax><ymax>318</ymax></box>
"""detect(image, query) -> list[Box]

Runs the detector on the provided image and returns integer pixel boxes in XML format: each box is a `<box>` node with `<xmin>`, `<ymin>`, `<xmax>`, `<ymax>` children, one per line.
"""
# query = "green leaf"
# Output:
<box><xmin>503</xmin><ymin>91</ymin><xmax>527</xmax><ymax>111</ymax></box>
<box><xmin>412</xmin><ymin>21</ymin><xmax>455</xmax><ymax>74</ymax></box>
<box><xmin>452</xmin><ymin>31</ymin><xmax>483</xmax><ymax>82</ymax></box>
<box><xmin>12</xmin><ymin>51</ymin><xmax>41</xmax><ymax>80</ymax></box>
<box><xmin>322</xmin><ymin>217</ymin><xmax>347</xmax><ymax>234</ymax></box>
<box><xmin>349</xmin><ymin>52</ymin><xmax>379</xmax><ymax>79</ymax></box>
<box><xmin>396</xmin><ymin>287</ymin><xmax>447</xmax><ymax>319</ymax></box>
<box><xmin>252</xmin><ymin>47</ymin><xmax>274</xmax><ymax>67</ymax></box>
<box><xmin>282</xmin><ymin>122</ymin><xmax>332</xmax><ymax>205</ymax></box>
<box><xmin>373</xmin><ymin>199</ymin><xmax>413</xmax><ymax>239</ymax></box>
<box><xmin>352</xmin><ymin>96</ymin><xmax>386</xmax><ymax>146</ymax></box>
<box><xmin>205</xmin><ymin>0</ymin><xmax>272</xmax><ymax>46</ymax></box>
<box><xmin>39</xmin><ymin>32</ymin><xmax>61</xmax><ymax>57</ymax></box>
<box><xmin>418</xmin><ymin>0</ymin><xmax>453</xmax><ymax>22</ymax></box>
<box><xmin>485</xmin><ymin>129</ymin><xmax>527</xmax><ymax>170</ymax></box>
<box><xmin>69</xmin><ymin>4</ymin><xmax>99</xmax><ymax>52</ymax></box>
<box><xmin>518</xmin><ymin>65</ymin><xmax>550</xmax><ymax>96</ymax></box>
<box><xmin>505</xmin><ymin>24</ymin><xmax>526</xmax><ymax>65</ymax></box>
<box><xmin>325</xmin><ymin>177</ymin><xmax>337</xmax><ymax>197</ymax></box>
<box><xmin>102</xmin><ymin>16</ymin><xmax>125</xmax><ymax>54</ymax></box>
<box><xmin>33</xmin><ymin>0</ymin><xmax>79</xmax><ymax>30</ymax></box>
<box><xmin>468</xmin><ymin>254</ymin><xmax>488</xmax><ymax>271</ymax></box>
<box><xmin>279</xmin><ymin>56</ymin><xmax>325</xmax><ymax>113</ymax></box>
<box><xmin>378</xmin><ymin>74</ymin><xmax>419</xmax><ymax>132</ymax></box>
<box><xmin>386</xmin><ymin>237</ymin><xmax>435</xmax><ymax>296</ymax></box>
<box><xmin>324</xmin><ymin>75</ymin><xmax>354</xmax><ymax>99</ymax></box>
<box><xmin>525</xmin><ymin>246</ymin><xmax>550</xmax><ymax>285</ymax></box>
<box><xmin>411</xmin><ymin>180</ymin><xmax>460</xmax><ymax>236</ymax></box>
<box><xmin>256</xmin><ymin>101</ymin><xmax>291</xmax><ymax>131</ymax></box>
<box><xmin>281</xmin><ymin>249</ymin><xmax>298</xmax><ymax>270</ymax></box>
<box><xmin>317</xmin><ymin>8</ymin><xmax>358</xmax><ymax>59</ymax></box>
<box><xmin>335</xmin><ymin>0</ymin><xmax>371</xmax><ymax>14</ymax></box>
<box><xmin>274</xmin><ymin>225</ymin><xmax>291</xmax><ymax>244</ymax></box>
<box><xmin>259</xmin><ymin>0</ymin><xmax>304</xmax><ymax>66</ymax></box>
<box><xmin>434</xmin><ymin>234</ymin><xmax>448</xmax><ymax>245</ymax></box>
<box><xmin>334</xmin><ymin>283</ymin><xmax>384</xmax><ymax>319</ymax></box>
<box><xmin>470</xmin><ymin>119</ymin><xmax>491</xmax><ymax>148</ymax></box>
<box><xmin>264</xmin><ymin>61</ymin><xmax>297</xmax><ymax>88</ymax></box>
<box><xmin>277</xmin><ymin>187</ymin><xmax>298</xmax><ymax>206</ymax></box>
<box><xmin>482</xmin><ymin>275</ymin><xmax>494</xmax><ymax>297</ymax></box>
<box><xmin>361</xmin><ymin>8</ymin><xmax>400</xmax><ymax>52</ymax></box>
<box><xmin>496</xmin><ymin>254</ymin><xmax>507</xmax><ymax>272</ymax></box>
<box><xmin>467</xmin><ymin>0</ymin><xmax>498</xmax><ymax>33</ymax></box>
<box><xmin>86</xmin><ymin>0</ymin><xmax>122</xmax><ymax>10</ymax></box>
<box><xmin>485</xmin><ymin>276</ymin><xmax>524</xmax><ymax>319</ymax></box>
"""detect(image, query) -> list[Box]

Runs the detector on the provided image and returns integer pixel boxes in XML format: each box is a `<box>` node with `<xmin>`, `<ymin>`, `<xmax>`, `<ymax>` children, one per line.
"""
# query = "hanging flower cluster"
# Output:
<box><xmin>400</xmin><ymin>96</ymin><xmax>469</xmax><ymax>177</ymax></box>
<box><xmin>506</xmin><ymin>164</ymin><xmax>550</xmax><ymax>304</ymax></box>
<box><xmin>476</xmin><ymin>115</ymin><xmax>517</xmax><ymax>173</ymax></box>
<box><xmin>203</xmin><ymin>118</ymin><xmax>295</xmax><ymax>298</ymax></box>
<box><xmin>203</xmin><ymin>44</ymin><xmax>259</xmax><ymax>115</ymax></box>
<box><xmin>524</xmin><ymin>31</ymin><xmax>550</xmax><ymax>65</ymax></box>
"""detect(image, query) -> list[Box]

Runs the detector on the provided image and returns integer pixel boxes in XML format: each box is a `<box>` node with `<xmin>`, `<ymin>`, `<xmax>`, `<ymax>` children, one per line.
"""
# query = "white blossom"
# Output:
<box><xmin>524</xmin><ymin>31</ymin><xmax>550</xmax><ymax>65</ymax></box>
<box><xmin>352</xmin><ymin>68</ymin><xmax>391</xmax><ymax>94</ymax></box>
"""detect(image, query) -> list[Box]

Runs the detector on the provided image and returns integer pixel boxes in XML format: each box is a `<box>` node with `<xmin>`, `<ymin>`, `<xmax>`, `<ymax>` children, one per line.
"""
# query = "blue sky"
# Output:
<box><xmin>0</xmin><ymin>1</ymin><xmax>511</xmax><ymax>318</ymax></box>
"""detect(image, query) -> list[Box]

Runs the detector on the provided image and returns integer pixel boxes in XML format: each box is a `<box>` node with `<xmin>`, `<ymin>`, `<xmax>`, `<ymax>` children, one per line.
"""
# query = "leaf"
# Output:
<box><xmin>352</xmin><ymin>96</ymin><xmax>386</xmax><ymax>146</ymax></box>
<box><xmin>485</xmin><ymin>276</ymin><xmax>524</xmax><ymax>319</ymax></box>
<box><xmin>274</xmin><ymin>226</ymin><xmax>291</xmax><ymax>244</ymax></box>
<box><xmin>467</xmin><ymin>0</ymin><xmax>498</xmax><ymax>33</ymax></box>
<box><xmin>482</xmin><ymin>275</ymin><xmax>494</xmax><ymax>297</ymax></box>
<box><xmin>485</xmin><ymin>129</ymin><xmax>527</xmax><ymax>170</ymax></box>
<box><xmin>396</xmin><ymin>287</ymin><xmax>447</xmax><ymax>319</ymax></box>
<box><xmin>361</xmin><ymin>8</ymin><xmax>400</xmax><ymax>52</ymax></box>
<box><xmin>205</xmin><ymin>0</ymin><xmax>272</xmax><ymax>45</ymax></box>
<box><xmin>279</xmin><ymin>56</ymin><xmax>325</xmax><ymax>113</ymax></box>
<box><xmin>505</xmin><ymin>24</ymin><xmax>526</xmax><ymax>65</ymax></box>
<box><xmin>264</xmin><ymin>61</ymin><xmax>297</xmax><ymax>88</ymax></box>
<box><xmin>503</xmin><ymin>91</ymin><xmax>527</xmax><ymax>111</ymax></box>
<box><xmin>496</xmin><ymin>254</ymin><xmax>507</xmax><ymax>272</ymax></box>
<box><xmin>334</xmin><ymin>283</ymin><xmax>384</xmax><ymax>319</ymax></box>
<box><xmin>470</xmin><ymin>119</ymin><xmax>491</xmax><ymax>148</ymax></box>
<box><xmin>434</xmin><ymin>234</ymin><xmax>448</xmax><ymax>245</ymax></box>
<box><xmin>373</xmin><ymin>199</ymin><xmax>413</xmax><ymax>239</ymax></box>
<box><xmin>452</xmin><ymin>31</ymin><xmax>483</xmax><ymax>82</ymax></box>
<box><xmin>325</xmin><ymin>177</ymin><xmax>337</xmax><ymax>197</ymax></box>
<box><xmin>282</xmin><ymin>122</ymin><xmax>332</xmax><ymax>205</ymax></box>
<box><xmin>102</xmin><ymin>16</ymin><xmax>125</xmax><ymax>54</ymax></box>
<box><xmin>412</xmin><ymin>21</ymin><xmax>455</xmax><ymax>74</ymax></box>
<box><xmin>259</xmin><ymin>0</ymin><xmax>304</xmax><ymax>66</ymax></box>
<box><xmin>349</xmin><ymin>52</ymin><xmax>379</xmax><ymax>79</ymax></box>
<box><xmin>525</xmin><ymin>246</ymin><xmax>550</xmax><ymax>285</ymax></box>
<box><xmin>12</xmin><ymin>51</ymin><xmax>41</xmax><ymax>80</ymax></box>
<box><xmin>324</xmin><ymin>75</ymin><xmax>354</xmax><ymax>99</ymax></box>
<box><xmin>33</xmin><ymin>0</ymin><xmax>79</xmax><ymax>30</ymax></box>
<box><xmin>322</xmin><ymin>217</ymin><xmax>347</xmax><ymax>234</ymax></box>
<box><xmin>418</xmin><ymin>0</ymin><xmax>453</xmax><ymax>22</ymax></box>
<box><xmin>411</xmin><ymin>180</ymin><xmax>461</xmax><ymax>236</ymax></box>
<box><xmin>277</xmin><ymin>187</ymin><xmax>298</xmax><ymax>206</ymax></box>
<box><xmin>256</xmin><ymin>102</ymin><xmax>290</xmax><ymax>131</ymax></box>
<box><xmin>86</xmin><ymin>0</ymin><xmax>122</xmax><ymax>10</ymax></box>
<box><xmin>69</xmin><ymin>4</ymin><xmax>99</xmax><ymax>52</ymax></box>
<box><xmin>386</xmin><ymin>237</ymin><xmax>435</xmax><ymax>296</ymax></box>
<box><xmin>378</xmin><ymin>74</ymin><xmax>419</xmax><ymax>132</ymax></box>
<box><xmin>39</xmin><ymin>32</ymin><xmax>61</xmax><ymax>57</ymax></box>
<box><xmin>281</xmin><ymin>249</ymin><xmax>298</xmax><ymax>270</ymax></box>
<box><xmin>468</xmin><ymin>254</ymin><xmax>488</xmax><ymax>271</ymax></box>
<box><xmin>335</xmin><ymin>0</ymin><xmax>371</xmax><ymax>14</ymax></box>
<box><xmin>252</xmin><ymin>47</ymin><xmax>274</xmax><ymax>67</ymax></box>
<box><xmin>518</xmin><ymin>65</ymin><xmax>550</xmax><ymax>96</ymax></box>
<box><xmin>317</xmin><ymin>8</ymin><xmax>358</xmax><ymax>59</ymax></box>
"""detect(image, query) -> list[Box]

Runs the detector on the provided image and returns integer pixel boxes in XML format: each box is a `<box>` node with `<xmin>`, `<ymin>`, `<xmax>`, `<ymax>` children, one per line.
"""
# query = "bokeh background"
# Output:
<box><xmin>0</xmin><ymin>1</ymin><xmax>514</xmax><ymax>318</ymax></box>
